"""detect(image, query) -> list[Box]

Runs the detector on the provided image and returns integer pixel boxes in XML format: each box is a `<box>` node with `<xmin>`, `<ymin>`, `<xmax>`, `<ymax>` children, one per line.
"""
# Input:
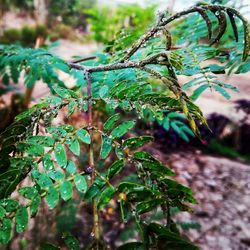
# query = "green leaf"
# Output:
<box><xmin>66</xmin><ymin>160</ymin><xmax>77</xmax><ymax>174</ymax></box>
<box><xmin>1</xmin><ymin>199</ymin><xmax>19</xmax><ymax>212</ymax></box>
<box><xmin>32</xmin><ymin>171</ymin><xmax>53</xmax><ymax>189</ymax></box>
<box><xmin>100</xmin><ymin>135</ymin><xmax>112</xmax><ymax>159</ymax></box>
<box><xmin>103</xmin><ymin>114</ymin><xmax>121</xmax><ymax>132</ymax></box>
<box><xmin>30</xmin><ymin>196</ymin><xmax>41</xmax><ymax>217</ymax></box>
<box><xmin>107</xmin><ymin>159</ymin><xmax>125</xmax><ymax>179</ymax></box>
<box><xmin>99</xmin><ymin>85</ymin><xmax>109</xmax><ymax>99</ymax></box>
<box><xmin>27</xmin><ymin>136</ymin><xmax>55</xmax><ymax>147</ymax></box>
<box><xmin>74</xmin><ymin>175</ymin><xmax>87</xmax><ymax>193</ymax></box>
<box><xmin>15</xmin><ymin>206</ymin><xmax>28</xmax><ymax>233</ymax></box>
<box><xmin>48</xmin><ymin>170</ymin><xmax>65</xmax><ymax>181</ymax></box>
<box><xmin>0</xmin><ymin>206</ymin><xmax>6</xmax><ymax>219</ymax></box>
<box><xmin>69</xmin><ymin>139</ymin><xmax>80</xmax><ymax>156</ymax></box>
<box><xmin>18</xmin><ymin>187</ymin><xmax>38</xmax><ymax>199</ymax></box>
<box><xmin>76</xmin><ymin>128</ymin><xmax>91</xmax><ymax>144</ymax></box>
<box><xmin>67</xmin><ymin>101</ymin><xmax>75</xmax><ymax>117</ymax></box>
<box><xmin>60</xmin><ymin>181</ymin><xmax>73</xmax><ymax>201</ymax></box>
<box><xmin>84</xmin><ymin>184</ymin><xmax>100</xmax><ymax>201</ymax></box>
<box><xmin>46</xmin><ymin>186</ymin><xmax>59</xmax><ymax>209</ymax></box>
<box><xmin>55</xmin><ymin>144</ymin><xmax>67</xmax><ymax>167</ymax></box>
<box><xmin>63</xmin><ymin>232</ymin><xmax>80</xmax><ymax>250</ymax></box>
<box><xmin>111</xmin><ymin>121</ymin><xmax>135</xmax><ymax>138</ymax></box>
<box><xmin>133</xmin><ymin>151</ymin><xmax>175</xmax><ymax>176</ymax></box>
<box><xmin>123</xmin><ymin>136</ymin><xmax>153</xmax><ymax>150</ymax></box>
<box><xmin>42</xmin><ymin>154</ymin><xmax>55</xmax><ymax>171</ymax></box>
<box><xmin>0</xmin><ymin>218</ymin><xmax>12</xmax><ymax>245</ymax></box>
<box><xmin>52</xmin><ymin>85</ymin><xmax>71</xmax><ymax>99</ymax></box>
<box><xmin>97</xmin><ymin>187</ymin><xmax>115</xmax><ymax>209</ymax></box>
<box><xmin>148</xmin><ymin>223</ymin><xmax>198</xmax><ymax>249</ymax></box>
<box><xmin>191</xmin><ymin>84</ymin><xmax>209</xmax><ymax>101</ymax></box>
<box><xmin>236</xmin><ymin>61</ymin><xmax>250</xmax><ymax>74</ymax></box>
<box><xmin>136</xmin><ymin>199</ymin><xmax>164</xmax><ymax>214</ymax></box>
<box><xmin>213</xmin><ymin>85</ymin><xmax>231</xmax><ymax>99</ymax></box>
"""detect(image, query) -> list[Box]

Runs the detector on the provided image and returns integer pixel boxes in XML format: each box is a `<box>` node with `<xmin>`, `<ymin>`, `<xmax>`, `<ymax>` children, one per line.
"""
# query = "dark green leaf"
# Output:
<box><xmin>136</xmin><ymin>199</ymin><xmax>164</xmax><ymax>214</ymax></box>
<box><xmin>97</xmin><ymin>187</ymin><xmax>115</xmax><ymax>209</ymax></box>
<box><xmin>103</xmin><ymin>114</ymin><xmax>121</xmax><ymax>132</ymax></box>
<box><xmin>111</xmin><ymin>121</ymin><xmax>135</xmax><ymax>138</ymax></box>
<box><xmin>117</xmin><ymin>242</ymin><xmax>144</xmax><ymax>250</ymax></box>
<box><xmin>15</xmin><ymin>206</ymin><xmax>28</xmax><ymax>233</ymax></box>
<box><xmin>84</xmin><ymin>184</ymin><xmax>100</xmax><ymax>201</ymax></box>
<box><xmin>123</xmin><ymin>136</ymin><xmax>153</xmax><ymax>150</ymax></box>
<box><xmin>46</xmin><ymin>186</ymin><xmax>59</xmax><ymax>209</ymax></box>
<box><xmin>0</xmin><ymin>206</ymin><xmax>6</xmax><ymax>219</ymax></box>
<box><xmin>63</xmin><ymin>232</ymin><xmax>80</xmax><ymax>250</ymax></box>
<box><xmin>133</xmin><ymin>151</ymin><xmax>175</xmax><ymax>176</ymax></box>
<box><xmin>0</xmin><ymin>218</ymin><xmax>12</xmax><ymax>245</ymax></box>
<box><xmin>30</xmin><ymin>196</ymin><xmax>41</xmax><ymax>217</ymax></box>
<box><xmin>100</xmin><ymin>135</ymin><xmax>112</xmax><ymax>159</ymax></box>
<box><xmin>107</xmin><ymin>159</ymin><xmax>125</xmax><ymax>179</ymax></box>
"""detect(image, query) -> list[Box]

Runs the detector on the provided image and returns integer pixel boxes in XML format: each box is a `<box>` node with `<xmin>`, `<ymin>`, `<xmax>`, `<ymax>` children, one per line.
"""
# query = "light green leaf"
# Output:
<box><xmin>60</xmin><ymin>181</ymin><xmax>73</xmax><ymax>201</ymax></box>
<box><xmin>213</xmin><ymin>85</ymin><xmax>231</xmax><ymax>99</ymax></box>
<box><xmin>69</xmin><ymin>139</ymin><xmax>80</xmax><ymax>156</ymax></box>
<box><xmin>74</xmin><ymin>175</ymin><xmax>87</xmax><ymax>193</ymax></box>
<box><xmin>66</xmin><ymin>160</ymin><xmax>77</xmax><ymax>174</ymax></box>
<box><xmin>76</xmin><ymin>128</ymin><xmax>91</xmax><ymax>144</ymax></box>
<box><xmin>55</xmin><ymin>144</ymin><xmax>67</xmax><ymax>167</ymax></box>
<box><xmin>99</xmin><ymin>85</ymin><xmax>109</xmax><ymax>99</ymax></box>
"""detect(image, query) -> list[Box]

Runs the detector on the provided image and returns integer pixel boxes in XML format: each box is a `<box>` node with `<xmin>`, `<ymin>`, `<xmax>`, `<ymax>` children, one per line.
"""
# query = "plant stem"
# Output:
<box><xmin>85</xmin><ymin>70</ymin><xmax>100</xmax><ymax>242</ymax></box>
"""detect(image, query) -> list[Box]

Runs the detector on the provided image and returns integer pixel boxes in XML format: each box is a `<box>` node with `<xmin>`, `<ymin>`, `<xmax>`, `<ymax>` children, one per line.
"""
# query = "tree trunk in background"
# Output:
<box><xmin>34</xmin><ymin>0</ymin><xmax>48</xmax><ymax>25</ymax></box>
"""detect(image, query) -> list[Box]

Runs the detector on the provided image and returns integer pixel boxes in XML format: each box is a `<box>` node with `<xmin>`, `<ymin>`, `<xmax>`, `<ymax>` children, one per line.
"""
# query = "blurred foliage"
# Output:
<box><xmin>47</xmin><ymin>0</ymin><xmax>97</xmax><ymax>27</ymax></box>
<box><xmin>86</xmin><ymin>4</ymin><xmax>156</xmax><ymax>51</ymax></box>
<box><xmin>0</xmin><ymin>25</ymin><xmax>47</xmax><ymax>46</ymax></box>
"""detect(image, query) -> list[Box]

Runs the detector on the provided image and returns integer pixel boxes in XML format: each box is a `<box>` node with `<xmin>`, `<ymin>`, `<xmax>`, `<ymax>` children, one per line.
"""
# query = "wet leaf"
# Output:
<box><xmin>54</xmin><ymin>144</ymin><xmax>67</xmax><ymax>167</ymax></box>
<box><xmin>60</xmin><ymin>181</ymin><xmax>73</xmax><ymax>201</ymax></box>
<box><xmin>100</xmin><ymin>135</ymin><xmax>112</xmax><ymax>159</ymax></box>
<box><xmin>46</xmin><ymin>186</ymin><xmax>59</xmax><ymax>209</ymax></box>
<box><xmin>74</xmin><ymin>175</ymin><xmax>87</xmax><ymax>193</ymax></box>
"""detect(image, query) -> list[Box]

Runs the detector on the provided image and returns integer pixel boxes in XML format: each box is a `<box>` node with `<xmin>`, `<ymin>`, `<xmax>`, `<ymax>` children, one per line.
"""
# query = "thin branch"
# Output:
<box><xmin>84</xmin><ymin>70</ymin><xmax>100</xmax><ymax>242</ymax></box>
